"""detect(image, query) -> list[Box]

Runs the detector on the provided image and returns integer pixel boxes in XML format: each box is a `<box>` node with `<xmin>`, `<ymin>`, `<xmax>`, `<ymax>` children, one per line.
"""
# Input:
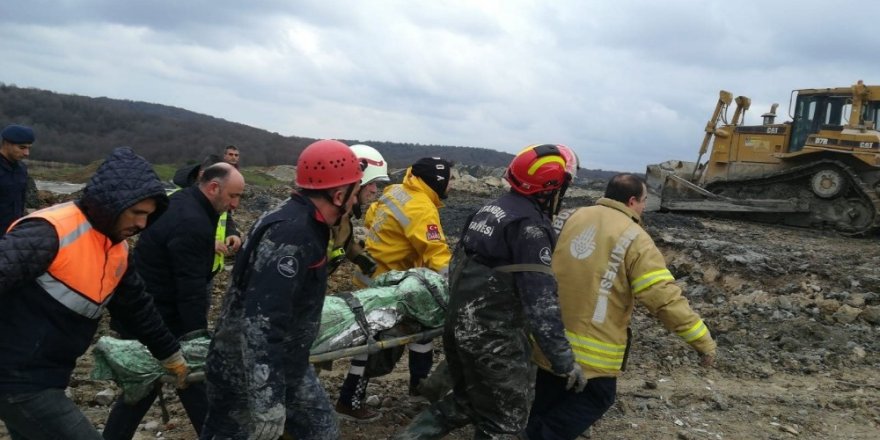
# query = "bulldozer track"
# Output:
<box><xmin>704</xmin><ymin>159</ymin><xmax>880</xmax><ymax>235</ymax></box>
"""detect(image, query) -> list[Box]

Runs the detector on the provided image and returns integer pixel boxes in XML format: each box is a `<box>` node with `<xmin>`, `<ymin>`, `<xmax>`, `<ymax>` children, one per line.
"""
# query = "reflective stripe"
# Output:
<box><xmin>379</xmin><ymin>194</ymin><xmax>410</xmax><ymax>228</ymax></box>
<box><xmin>631</xmin><ymin>269</ymin><xmax>674</xmax><ymax>294</ymax></box>
<box><xmin>365</xmin><ymin>228</ymin><xmax>380</xmax><ymax>243</ymax></box>
<box><xmin>528</xmin><ymin>156</ymin><xmax>566</xmax><ymax>175</ymax></box>
<box><xmin>58</xmin><ymin>221</ymin><xmax>92</xmax><ymax>247</ymax></box>
<box><xmin>677</xmin><ymin>319</ymin><xmax>709</xmax><ymax>342</ymax></box>
<box><xmin>380</xmin><ymin>187</ymin><xmax>412</xmax><ymax>228</ymax></box>
<box><xmin>36</xmin><ymin>273</ymin><xmax>110</xmax><ymax>319</ymax></box>
<box><xmin>24</xmin><ymin>204</ymin><xmax>128</xmax><ymax>308</ymax></box>
<box><xmin>408</xmin><ymin>341</ymin><xmax>433</xmax><ymax>353</ymax></box>
<box><xmin>213</xmin><ymin>211</ymin><xmax>228</xmax><ymax>272</ymax></box>
<box><xmin>566</xmin><ymin>330</ymin><xmax>627</xmax><ymax>371</ymax></box>
<box><xmin>349</xmin><ymin>365</ymin><xmax>366</xmax><ymax>376</ymax></box>
<box><xmin>593</xmin><ymin>225</ymin><xmax>639</xmax><ymax>324</ymax></box>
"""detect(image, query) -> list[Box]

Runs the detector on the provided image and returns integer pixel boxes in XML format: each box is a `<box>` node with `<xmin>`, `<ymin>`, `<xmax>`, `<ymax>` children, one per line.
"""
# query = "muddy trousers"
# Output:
<box><xmin>201</xmin><ymin>365</ymin><xmax>339</xmax><ymax>440</ymax></box>
<box><xmin>102</xmin><ymin>382</ymin><xmax>208</xmax><ymax>440</ymax></box>
<box><xmin>393</xmin><ymin>337</ymin><xmax>535</xmax><ymax>439</ymax></box>
<box><xmin>338</xmin><ymin>341</ymin><xmax>434</xmax><ymax>408</ymax></box>
<box><xmin>0</xmin><ymin>388</ymin><xmax>102</xmax><ymax>440</ymax></box>
<box><xmin>525</xmin><ymin>369</ymin><xmax>616</xmax><ymax>440</ymax></box>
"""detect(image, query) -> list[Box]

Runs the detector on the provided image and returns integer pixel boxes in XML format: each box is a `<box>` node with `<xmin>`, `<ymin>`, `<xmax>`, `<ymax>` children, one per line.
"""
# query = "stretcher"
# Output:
<box><xmin>92</xmin><ymin>268</ymin><xmax>448</xmax><ymax>403</ymax></box>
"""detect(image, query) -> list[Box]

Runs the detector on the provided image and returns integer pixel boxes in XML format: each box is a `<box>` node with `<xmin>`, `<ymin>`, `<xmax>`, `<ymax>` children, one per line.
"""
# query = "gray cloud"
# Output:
<box><xmin>3</xmin><ymin>0</ymin><xmax>880</xmax><ymax>171</ymax></box>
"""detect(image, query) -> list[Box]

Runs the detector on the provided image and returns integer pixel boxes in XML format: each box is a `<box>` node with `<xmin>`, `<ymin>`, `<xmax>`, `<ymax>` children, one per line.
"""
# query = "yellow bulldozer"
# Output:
<box><xmin>646</xmin><ymin>80</ymin><xmax>880</xmax><ymax>234</ymax></box>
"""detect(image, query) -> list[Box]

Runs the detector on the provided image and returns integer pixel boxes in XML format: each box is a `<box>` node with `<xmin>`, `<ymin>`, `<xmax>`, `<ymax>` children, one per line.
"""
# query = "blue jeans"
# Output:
<box><xmin>525</xmin><ymin>369</ymin><xmax>617</xmax><ymax>440</ymax></box>
<box><xmin>0</xmin><ymin>388</ymin><xmax>102</xmax><ymax>440</ymax></box>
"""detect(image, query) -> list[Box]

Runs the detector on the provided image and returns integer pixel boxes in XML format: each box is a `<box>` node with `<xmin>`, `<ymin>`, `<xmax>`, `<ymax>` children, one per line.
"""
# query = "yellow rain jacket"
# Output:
<box><xmin>533</xmin><ymin>198</ymin><xmax>716</xmax><ymax>378</ymax></box>
<box><xmin>355</xmin><ymin>167</ymin><xmax>451</xmax><ymax>287</ymax></box>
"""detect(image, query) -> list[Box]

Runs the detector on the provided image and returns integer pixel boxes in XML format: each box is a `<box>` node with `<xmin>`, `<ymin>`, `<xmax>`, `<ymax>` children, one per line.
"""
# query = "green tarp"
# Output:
<box><xmin>92</xmin><ymin>268</ymin><xmax>447</xmax><ymax>402</ymax></box>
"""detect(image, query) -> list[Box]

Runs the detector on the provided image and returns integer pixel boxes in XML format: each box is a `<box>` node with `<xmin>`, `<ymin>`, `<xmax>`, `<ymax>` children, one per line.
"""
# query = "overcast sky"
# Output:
<box><xmin>2</xmin><ymin>1</ymin><xmax>879</xmax><ymax>172</ymax></box>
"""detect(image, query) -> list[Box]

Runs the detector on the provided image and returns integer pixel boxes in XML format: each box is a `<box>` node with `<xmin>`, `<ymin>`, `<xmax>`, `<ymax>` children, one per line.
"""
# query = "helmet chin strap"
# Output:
<box><xmin>324</xmin><ymin>182</ymin><xmax>358</xmax><ymax>226</ymax></box>
<box><xmin>536</xmin><ymin>179</ymin><xmax>571</xmax><ymax>216</ymax></box>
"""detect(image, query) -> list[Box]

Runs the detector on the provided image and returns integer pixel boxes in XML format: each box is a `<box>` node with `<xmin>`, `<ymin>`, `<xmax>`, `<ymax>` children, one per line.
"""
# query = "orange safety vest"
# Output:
<box><xmin>14</xmin><ymin>202</ymin><xmax>128</xmax><ymax>319</ymax></box>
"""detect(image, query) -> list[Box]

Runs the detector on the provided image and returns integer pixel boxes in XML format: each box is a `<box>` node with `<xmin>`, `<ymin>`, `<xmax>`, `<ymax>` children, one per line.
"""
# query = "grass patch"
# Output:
<box><xmin>240</xmin><ymin>168</ymin><xmax>284</xmax><ymax>187</ymax></box>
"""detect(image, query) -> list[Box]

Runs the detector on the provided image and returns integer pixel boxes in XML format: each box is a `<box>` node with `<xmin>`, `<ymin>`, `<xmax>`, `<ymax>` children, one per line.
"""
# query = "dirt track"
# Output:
<box><xmin>4</xmin><ymin>184</ymin><xmax>878</xmax><ymax>440</ymax></box>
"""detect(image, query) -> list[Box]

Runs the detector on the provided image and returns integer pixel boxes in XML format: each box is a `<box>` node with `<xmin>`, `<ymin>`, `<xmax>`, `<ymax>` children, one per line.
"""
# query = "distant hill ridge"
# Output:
<box><xmin>0</xmin><ymin>83</ymin><xmax>620</xmax><ymax>179</ymax></box>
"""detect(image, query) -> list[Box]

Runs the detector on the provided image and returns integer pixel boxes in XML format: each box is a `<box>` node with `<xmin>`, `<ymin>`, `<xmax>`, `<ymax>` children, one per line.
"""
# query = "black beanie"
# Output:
<box><xmin>411</xmin><ymin>157</ymin><xmax>452</xmax><ymax>199</ymax></box>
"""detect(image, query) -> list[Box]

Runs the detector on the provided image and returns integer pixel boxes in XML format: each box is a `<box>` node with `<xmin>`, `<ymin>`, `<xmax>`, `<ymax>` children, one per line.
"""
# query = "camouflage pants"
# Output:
<box><xmin>393</xmin><ymin>330</ymin><xmax>535</xmax><ymax>440</ymax></box>
<box><xmin>202</xmin><ymin>366</ymin><xmax>339</xmax><ymax>440</ymax></box>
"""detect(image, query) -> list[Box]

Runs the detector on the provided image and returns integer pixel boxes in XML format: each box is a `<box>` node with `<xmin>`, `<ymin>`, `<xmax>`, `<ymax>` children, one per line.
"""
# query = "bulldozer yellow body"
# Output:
<box><xmin>647</xmin><ymin>81</ymin><xmax>880</xmax><ymax>234</ymax></box>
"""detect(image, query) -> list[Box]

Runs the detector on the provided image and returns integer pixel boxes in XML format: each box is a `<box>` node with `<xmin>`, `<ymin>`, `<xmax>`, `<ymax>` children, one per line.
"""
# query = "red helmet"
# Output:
<box><xmin>505</xmin><ymin>144</ymin><xmax>572</xmax><ymax>196</ymax></box>
<box><xmin>296</xmin><ymin>139</ymin><xmax>364</xmax><ymax>189</ymax></box>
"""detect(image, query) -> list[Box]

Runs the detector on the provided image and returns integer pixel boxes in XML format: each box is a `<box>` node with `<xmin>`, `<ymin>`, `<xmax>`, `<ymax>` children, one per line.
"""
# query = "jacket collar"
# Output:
<box><xmin>186</xmin><ymin>185</ymin><xmax>221</xmax><ymax>223</ymax></box>
<box><xmin>291</xmin><ymin>191</ymin><xmax>329</xmax><ymax>225</ymax></box>
<box><xmin>596</xmin><ymin>197</ymin><xmax>641</xmax><ymax>224</ymax></box>
<box><xmin>402</xmin><ymin>167</ymin><xmax>443</xmax><ymax>207</ymax></box>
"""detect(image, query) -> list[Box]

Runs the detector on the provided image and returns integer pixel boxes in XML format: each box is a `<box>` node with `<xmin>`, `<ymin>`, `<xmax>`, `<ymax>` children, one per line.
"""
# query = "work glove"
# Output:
<box><xmin>251</xmin><ymin>405</ymin><xmax>286</xmax><ymax>440</ymax></box>
<box><xmin>700</xmin><ymin>350</ymin><xmax>717</xmax><ymax>368</ymax></box>
<box><xmin>564</xmin><ymin>363</ymin><xmax>588</xmax><ymax>393</ymax></box>
<box><xmin>352</xmin><ymin>252</ymin><xmax>378</xmax><ymax>277</ymax></box>
<box><xmin>565</xmin><ymin>362</ymin><xmax>587</xmax><ymax>393</ymax></box>
<box><xmin>160</xmin><ymin>351</ymin><xmax>190</xmax><ymax>389</ymax></box>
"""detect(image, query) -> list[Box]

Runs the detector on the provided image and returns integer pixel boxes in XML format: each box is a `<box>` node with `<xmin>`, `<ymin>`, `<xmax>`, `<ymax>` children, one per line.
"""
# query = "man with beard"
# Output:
<box><xmin>102</xmin><ymin>163</ymin><xmax>245</xmax><ymax>439</ymax></box>
<box><xmin>0</xmin><ymin>147</ymin><xmax>189</xmax><ymax>439</ymax></box>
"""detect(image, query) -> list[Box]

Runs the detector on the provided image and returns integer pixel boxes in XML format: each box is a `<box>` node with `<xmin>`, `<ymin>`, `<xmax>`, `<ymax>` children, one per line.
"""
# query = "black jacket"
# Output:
<box><xmin>116</xmin><ymin>185</ymin><xmax>220</xmax><ymax>337</ymax></box>
<box><xmin>203</xmin><ymin>193</ymin><xmax>330</xmax><ymax>435</ymax></box>
<box><xmin>0</xmin><ymin>154</ymin><xmax>27</xmax><ymax>238</ymax></box>
<box><xmin>0</xmin><ymin>147</ymin><xmax>179</xmax><ymax>392</ymax></box>
<box><xmin>449</xmin><ymin>191</ymin><xmax>575</xmax><ymax>374</ymax></box>
<box><xmin>171</xmin><ymin>162</ymin><xmax>239</xmax><ymax>238</ymax></box>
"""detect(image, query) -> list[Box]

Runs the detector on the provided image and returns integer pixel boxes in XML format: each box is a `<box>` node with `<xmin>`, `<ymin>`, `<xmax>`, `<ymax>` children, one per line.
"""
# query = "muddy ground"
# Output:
<box><xmin>3</xmin><ymin>181</ymin><xmax>879</xmax><ymax>440</ymax></box>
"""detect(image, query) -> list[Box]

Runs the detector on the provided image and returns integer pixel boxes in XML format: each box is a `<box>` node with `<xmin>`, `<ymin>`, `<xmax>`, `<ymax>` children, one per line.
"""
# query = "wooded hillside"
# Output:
<box><xmin>0</xmin><ymin>84</ymin><xmax>513</xmax><ymax>168</ymax></box>
<box><xmin>1</xmin><ymin>83</ymin><xmax>622</xmax><ymax>179</ymax></box>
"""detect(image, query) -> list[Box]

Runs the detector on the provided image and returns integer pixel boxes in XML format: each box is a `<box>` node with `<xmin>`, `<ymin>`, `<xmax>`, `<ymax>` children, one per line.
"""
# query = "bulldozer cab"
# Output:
<box><xmin>789</xmin><ymin>85</ymin><xmax>880</xmax><ymax>153</ymax></box>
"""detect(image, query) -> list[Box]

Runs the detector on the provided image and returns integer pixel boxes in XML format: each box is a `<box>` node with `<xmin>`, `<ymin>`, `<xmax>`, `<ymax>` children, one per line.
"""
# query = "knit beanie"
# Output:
<box><xmin>411</xmin><ymin>157</ymin><xmax>452</xmax><ymax>199</ymax></box>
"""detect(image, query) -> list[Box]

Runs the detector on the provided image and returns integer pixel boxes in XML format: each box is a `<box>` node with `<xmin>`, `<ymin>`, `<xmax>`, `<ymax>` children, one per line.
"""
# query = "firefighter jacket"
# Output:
<box><xmin>355</xmin><ymin>167</ymin><xmax>451</xmax><ymax>287</ymax></box>
<box><xmin>0</xmin><ymin>153</ymin><xmax>27</xmax><ymax>238</ymax></box>
<box><xmin>0</xmin><ymin>147</ymin><xmax>179</xmax><ymax>393</ymax></box>
<box><xmin>533</xmin><ymin>197</ymin><xmax>717</xmax><ymax>378</ymax></box>
<box><xmin>113</xmin><ymin>185</ymin><xmax>220</xmax><ymax>338</ymax></box>
<box><xmin>203</xmin><ymin>193</ymin><xmax>337</xmax><ymax>438</ymax></box>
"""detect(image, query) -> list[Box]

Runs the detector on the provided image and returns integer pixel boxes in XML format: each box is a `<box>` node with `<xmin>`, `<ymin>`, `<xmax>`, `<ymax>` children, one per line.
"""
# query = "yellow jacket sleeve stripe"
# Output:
<box><xmin>573</xmin><ymin>351</ymin><xmax>625</xmax><ymax>370</ymax></box>
<box><xmin>677</xmin><ymin>319</ymin><xmax>709</xmax><ymax>342</ymax></box>
<box><xmin>631</xmin><ymin>269</ymin><xmax>674</xmax><ymax>294</ymax></box>
<box><xmin>565</xmin><ymin>330</ymin><xmax>627</xmax><ymax>355</ymax></box>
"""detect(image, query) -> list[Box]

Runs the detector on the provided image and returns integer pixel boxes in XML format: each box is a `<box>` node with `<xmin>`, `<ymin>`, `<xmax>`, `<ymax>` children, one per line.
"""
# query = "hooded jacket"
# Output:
<box><xmin>0</xmin><ymin>147</ymin><xmax>179</xmax><ymax>392</ymax></box>
<box><xmin>533</xmin><ymin>198</ymin><xmax>716</xmax><ymax>378</ymax></box>
<box><xmin>356</xmin><ymin>167</ymin><xmax>451</xmax><ymax>286</ymax></box>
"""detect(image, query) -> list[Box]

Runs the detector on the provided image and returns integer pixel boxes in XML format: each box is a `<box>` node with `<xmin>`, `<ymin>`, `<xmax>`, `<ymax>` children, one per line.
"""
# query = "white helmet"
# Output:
<box><xmin>350</xmin><ymin>144</ymin><xmax>390</xmax><ymax>185</ymax></box>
